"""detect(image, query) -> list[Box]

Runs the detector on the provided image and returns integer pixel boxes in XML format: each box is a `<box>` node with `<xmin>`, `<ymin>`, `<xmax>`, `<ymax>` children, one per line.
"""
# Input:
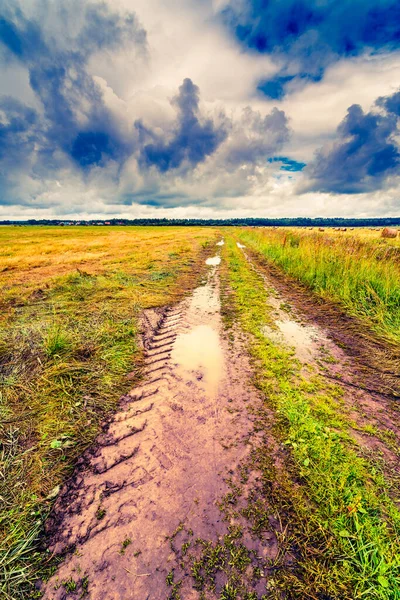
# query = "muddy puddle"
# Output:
<box><xmin>262</xmin><ymin>319</ymin><xmax>325</xmax><ymax>362</ymax></box>
<box><xmin>171</xmin><ymin>254</ymin><xmax>225</xmax><ymax>395</ymax></box>
<box><xmin>255</xmin><ymin>270</ymin><xmax>331</xmax><ymax>363</ymax></box>
<box><xmin>206</xmin><ymin>255</ymin><xmax>221</xmax><ymax>266</ymax></box>
<box><xmin>236</xmin><ymin>244</ymin><xmax>349</xmax><ymax>365</ymax></box>
<box><xmin>172</xmin><ymin>325</ymin><xmax>223</xmax><ymax>395</ymax></box>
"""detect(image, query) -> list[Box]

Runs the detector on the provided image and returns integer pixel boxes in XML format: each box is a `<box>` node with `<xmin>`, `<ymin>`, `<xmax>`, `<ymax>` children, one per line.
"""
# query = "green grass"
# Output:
<box><xmin>236</xmin><ymin>227</ymin><xmax>400</xmax><ymax>345</ymax></box>
<box><xmin>221</xmin><ymin>235</ymin><xmax>400</xmax><ymax>599</ymax></box>
<box><xmin>0</xmin><ymin>226</ymin><xmax>217</xmax><ymax>599</ymax></box>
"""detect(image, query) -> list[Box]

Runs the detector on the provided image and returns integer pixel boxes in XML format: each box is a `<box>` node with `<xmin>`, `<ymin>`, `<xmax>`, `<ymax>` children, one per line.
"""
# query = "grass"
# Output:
<box><xmin>236</xmin><ymin>227</ymin><xmax>400</xmax><ymax>345</ymax></box>
<box><xmin>219</xmin><ymin>235</ymin><xmax>400</xmax><ymax>599</ymax></box>
<box><xmin>0</xmin><ymin>226</ymin><xmax>217</xmax><ymax>599</ymax></box>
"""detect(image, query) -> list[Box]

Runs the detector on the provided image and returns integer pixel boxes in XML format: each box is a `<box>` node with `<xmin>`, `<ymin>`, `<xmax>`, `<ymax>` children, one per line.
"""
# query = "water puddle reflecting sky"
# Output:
<box><xmin>172</xmin><ymin>325</ymin><xmax>224</xmax><ymax>396</ymax></box>
<box><xmin>206</xmin><ymin>256</ymin><xmax>221</xmax><ymax>266</ymax></box>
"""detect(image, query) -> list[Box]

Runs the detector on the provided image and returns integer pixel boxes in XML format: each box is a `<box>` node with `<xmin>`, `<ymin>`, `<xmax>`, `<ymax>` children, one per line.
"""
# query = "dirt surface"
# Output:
<box><xmin>42</xmin><ymin>251</ymin><xmax>267</xmax><ymax>599</ymax></box>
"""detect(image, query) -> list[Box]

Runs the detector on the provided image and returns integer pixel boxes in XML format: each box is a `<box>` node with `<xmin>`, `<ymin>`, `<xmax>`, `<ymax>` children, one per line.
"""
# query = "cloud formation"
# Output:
<box><xmin>0</xmin><ymin>0</ymin><xmax>400</xmax><ymax>218</ymax></box>
<box><xmin>222</xmin><ymin>0</ymin><xmax>400</xmax><ymax>97</ymax></box>
<box><xmin>0</xmin><ymin>0</ymin><xmax>292</xmax><ymax>214</ymax></box>
<box><xmin>0</xmin><ymin>0</ymin><xmax>146</xmax><ymax>177</ymax></box>
<box><xmin>305</xmin><ymin>90</ymin><xmax>400</xmax><ymax>193</ymax></box>
<box><xmin>138</xmin><ymin>78</ymin><xmax>227</xmax><ymax>172</ymax></box>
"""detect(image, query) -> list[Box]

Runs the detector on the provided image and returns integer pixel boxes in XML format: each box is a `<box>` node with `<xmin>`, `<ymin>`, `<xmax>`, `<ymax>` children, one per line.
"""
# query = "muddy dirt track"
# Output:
<box><xmin>43</xmin><ymin>249</ymin><xmax>267</xmax><ymax>599</ymax></box>
<box><xmin>42</xmin><ymin>242</ymin><xmax>400</xmax><ymax>599</ymax></box>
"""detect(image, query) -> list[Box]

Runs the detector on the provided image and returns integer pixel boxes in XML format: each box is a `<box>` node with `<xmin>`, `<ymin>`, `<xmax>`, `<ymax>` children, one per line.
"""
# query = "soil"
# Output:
<box><xmin>41</xmin><ymin>242</ymin><xmax>400</xmax><ymax>599</ymax></box>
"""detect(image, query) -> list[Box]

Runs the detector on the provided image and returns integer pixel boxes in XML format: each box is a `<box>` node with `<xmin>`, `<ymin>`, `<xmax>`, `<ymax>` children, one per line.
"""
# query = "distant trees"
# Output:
<box><xmin>1</xmin><ymin>217</ymin><xmax>400</xmax><ymax>227</ymax></box>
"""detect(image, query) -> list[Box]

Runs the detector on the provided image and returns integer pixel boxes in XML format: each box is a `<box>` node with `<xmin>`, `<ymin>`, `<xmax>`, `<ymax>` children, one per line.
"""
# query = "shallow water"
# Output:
<box><xmin>236</xmin><ymin>245</ymin><xmax>329</xmax><ymax>363</ymax></box>
<box><xmin>206</xmin><ymin>256</ymin><xmax>221</xmax><ymax>266</ymax></box>
<box><xmin>262</xmin><ymin>319</ymin><xmax>322</xmax><ymax>361</ymax></box>
<box><xmin>172</xmin><ymin>324</ymin><xmax>224</xmax><ymax>395</ymax></box>
<box><xmin>191</xmin><ymin>282</ymin><xmax>220</xmax><ymax>312</ymax></box>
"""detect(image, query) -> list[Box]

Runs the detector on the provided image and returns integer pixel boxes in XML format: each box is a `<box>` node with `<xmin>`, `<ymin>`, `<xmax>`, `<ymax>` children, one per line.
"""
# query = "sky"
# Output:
<box><xmin>1</xmin><ymin>0</ymin><xmax>400</xmax><ymax>219</ymax></box>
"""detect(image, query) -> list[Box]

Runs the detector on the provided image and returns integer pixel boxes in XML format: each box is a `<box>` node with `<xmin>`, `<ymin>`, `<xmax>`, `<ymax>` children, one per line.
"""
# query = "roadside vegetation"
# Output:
<box><xmin>218</xmin><ymin>236</ymin><xmax>400</xmax><ymax>599</ymax></box>
<box><xmin>0</xmin><ymin>226</ymin><xmax>217</xmax><ymax>599</ymax></box>
<box><xmin>236</xmin><ymin>227</ymin><xmax>400</xmax><ymax>345</ymax></box>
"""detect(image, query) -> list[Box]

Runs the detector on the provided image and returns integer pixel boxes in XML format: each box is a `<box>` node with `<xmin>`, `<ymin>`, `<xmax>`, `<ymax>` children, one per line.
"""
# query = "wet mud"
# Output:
<box><xmin>42</xmin><ymin>255</ymin><xmax>266</xmax><ymax>599</ymax></box>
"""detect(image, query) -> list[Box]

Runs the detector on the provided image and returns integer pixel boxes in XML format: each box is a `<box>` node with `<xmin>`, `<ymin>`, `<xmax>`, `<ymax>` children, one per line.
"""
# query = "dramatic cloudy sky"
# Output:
<box><xmin>1</xmin><ymin>0</ymin><xmax>400</xmax><ymax>219</ymax></box>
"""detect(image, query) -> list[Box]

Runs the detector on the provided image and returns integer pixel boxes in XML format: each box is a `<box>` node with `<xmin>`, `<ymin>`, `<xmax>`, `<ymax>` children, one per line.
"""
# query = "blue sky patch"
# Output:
<box><xmin>268</xmin><ymin>156</ymin><xmax>306</xmax><ymax>172</ymax></box>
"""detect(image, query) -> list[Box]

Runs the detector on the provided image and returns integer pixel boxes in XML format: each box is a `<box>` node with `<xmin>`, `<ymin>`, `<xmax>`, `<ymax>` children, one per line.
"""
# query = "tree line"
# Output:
<box><xmin>1</xmin><ymin>217</ymin><xmax>400</xmax><ymax>227</ymax></box>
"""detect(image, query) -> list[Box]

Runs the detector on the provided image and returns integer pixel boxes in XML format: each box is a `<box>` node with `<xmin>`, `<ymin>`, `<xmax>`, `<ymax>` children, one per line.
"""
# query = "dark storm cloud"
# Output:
<box><xmin>306</xmin><ymin>90</ymin><xmax>400</xmax><ymax>193</ymax></box>
<box><xmin>138</xmin><ymin>78</ymin><xmax>227</xmax><ymax>172</ymax></box>
<box><xmin>0</xmin><ymin>0</ymin><xmax>146</xmax><ymax>173</ymax></box>
<box><xmin>222</xmin><ymin>0</ymin><xmax>400</xmax><ymax>98</ymax></box>
<box><xmin>0</xmin><ymin>97</ymin><xmax>37</xmax><ymax>167</ymax></box>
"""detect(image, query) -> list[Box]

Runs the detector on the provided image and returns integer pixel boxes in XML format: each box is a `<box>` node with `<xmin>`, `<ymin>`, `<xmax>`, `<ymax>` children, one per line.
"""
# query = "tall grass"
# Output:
<box><xmin>237</xmin><ymin>228</ymin><xmax>400</xmax><ymax>344</ymax></box>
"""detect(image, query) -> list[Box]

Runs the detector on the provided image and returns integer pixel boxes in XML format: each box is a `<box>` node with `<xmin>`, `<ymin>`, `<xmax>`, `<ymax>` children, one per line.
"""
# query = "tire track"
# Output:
<box><xmin>42</xmin><ymin>256</ymin><xmax>263</xmax><ymax>600</ymax></box>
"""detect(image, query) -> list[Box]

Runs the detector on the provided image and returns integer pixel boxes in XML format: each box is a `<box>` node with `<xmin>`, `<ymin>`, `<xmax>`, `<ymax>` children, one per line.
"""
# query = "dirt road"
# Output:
<box><xmin>41</xmin><ymin>240</ymin><xmax>400</xmax><ymax>599</ymax></box>
<box><xmin>42</xmin><ymin>246</ymin><xmax>267</xmax><ymax>599</ymax></box>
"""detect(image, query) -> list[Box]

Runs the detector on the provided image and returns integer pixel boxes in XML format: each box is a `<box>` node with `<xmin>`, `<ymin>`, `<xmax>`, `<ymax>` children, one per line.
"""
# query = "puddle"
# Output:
<box><xmin>191</xmin><ymin>283</ymin><xmax>220</xmax><ymax>313</ymax></box>
<box><xmin>172</xmin><ymin>325</ymin><xmax>224</xmax><ymax>395</ymax></box>
<box><xmin>237</xmin><ymin>243</ymin><xmax>329</xmax><ymax>363</ymax></box>
<box><xmin>216</xmin><ymin>240</ymin><xmax>224</xmax><ymax>246</ymax></box>
<box><xmin>206</xmin><ymin>256</ymin><xmax>221</xmax><ymax>266</ymax></box>
<box><xmin>171</xmin><ymin>268</ymin><xmax>224</xmax><ymax>396</ymax></box>
<box><xmin>262</xmin><ymin>319</ymin><xmax>322</xmax><ymax>361</ymax></box>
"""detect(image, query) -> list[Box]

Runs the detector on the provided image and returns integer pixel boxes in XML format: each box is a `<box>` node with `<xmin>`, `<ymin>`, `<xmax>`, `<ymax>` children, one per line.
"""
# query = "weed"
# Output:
<box><xmin>63</xmin><ymin>577</ymin><xmax>77</xmax><ymax>592</ymax></box>
<box><xmin>120</xmin><ymin>538</ymin><xmax>132</xmax><ymax>554</ymax></box>
<box><xmin>95</xmin><ymin>507</ymin><xmax>106</xmax><ymax>521</ymax></box>
<box><xmin>80</xmin><ymin>575</ymin><xmax>89</xmax><ymax>597</ymax></box>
